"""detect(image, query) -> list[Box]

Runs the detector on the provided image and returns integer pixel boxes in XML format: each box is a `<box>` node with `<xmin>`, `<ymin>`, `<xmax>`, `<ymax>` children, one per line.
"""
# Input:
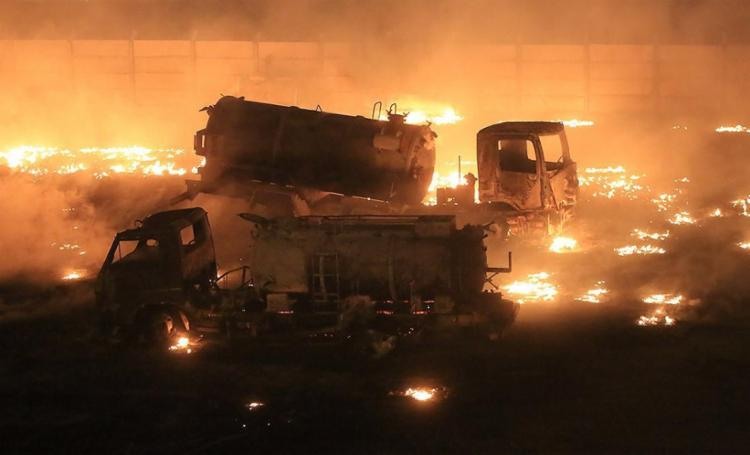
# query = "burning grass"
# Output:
<box><xmin>0</xmin><ymin>145</ymin><xmax>203</xmax><ymax>178</ymax></box>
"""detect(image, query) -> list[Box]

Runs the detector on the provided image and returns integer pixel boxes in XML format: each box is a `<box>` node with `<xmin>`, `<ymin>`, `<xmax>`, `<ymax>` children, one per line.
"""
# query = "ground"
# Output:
<box><xmin>2</xmin><ymin>294</ymin><xmax>749</xmax><ymax>453</ymax></box>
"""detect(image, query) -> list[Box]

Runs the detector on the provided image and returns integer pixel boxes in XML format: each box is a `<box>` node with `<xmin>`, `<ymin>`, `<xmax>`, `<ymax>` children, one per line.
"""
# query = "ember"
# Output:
<box><xmin>632</xmin><ymin>229</ymin><xmax>670</xmax><ymax>241</ymax></box>
<box><xmin>637</xmin><ymin>309</ymin><xmax>676</xmax><ymax>327</ymax></box>
<box><xmin>668</xmin><ymin>212</ymin><xmax>696</xmax><ymax>225</ymax></box>
<box><xmin>615</xmin><ymin>245</ymin><xmax>666</xmax><ymax>256</ymax></box>
<box><xmin>642</xmin><ymin>294</ymin><xmax>683</xmax><ymax>305</ymax></box>
<box><xmin>715</xmin><ymin>124</ymin><xmax>750</xmax><ymax>133</ymax></box>
<box><xmin>576</xmin><ymin>282</ymin><xmax>609</xmax><ymax>303</ymax></box>
<box><xmin>579</xmin><ymin>166</ymin><xmax>645</xmax><ymax>199</ymax></box>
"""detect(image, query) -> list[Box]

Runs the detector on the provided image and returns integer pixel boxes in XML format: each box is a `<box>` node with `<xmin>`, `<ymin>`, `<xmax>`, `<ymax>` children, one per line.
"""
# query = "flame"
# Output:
<box><xmin>584</xmin><ymin>166</ymin><xmax>625</xmax><ymax>174</ymax></box>
<box><xmin>637</xmin><ymin>308</ymin><xmax>676</xmax><ymax>327</ymax></box>
<box><xmin>709</xmin><ymin>208</ymin><xmax>724</xmax><ymax>217</ymax></box>
<box><xmin>559</xmin><ymin>119</ymin><xmax>595</xmax><ymax>128</ymax></box>
<box><xmin>615</xmin><ymin>245</ymin><xmax>666</xmax><ymax>256</ymax></box>
<box><xmin>667</xmin><ymin>212</ymin><xmax>695</xmax><ymax>225</ymax></box>
<box><xmin>579</xmin><ymin>166</ymin><xmax>645</xmax><ymax>199</ymax></box>
<box><xmin>0</xmin><ymin>145</ymin><xmax>201</xmax><ymax>177</ymax></box>
<box><xmin>168</xmin><ymin>336</ymin><xmax>193</xmax><ymax>354</ymax></box>
<box><xmin>503</xmin><ymin>272</ymin><xmax>558</xmax><ymax>303</ymax></box>
<box><xmin>632</xmin><ymin>229</ymin><xmax>670</xmax><ymax>241</ymax></box>
<box><xmin>380</xmin><ymin>105</ymin><xmax>462</xmax><ymax>125</ymax></box>
<box><xmin>715</xmin><ymin>125</ymin><xmax>750</xmax><ymax>133</ymax></box>
<box><xmin>731</xmin><ymin>197</ymin><xmax>750</xmax><ymax>217</ymax></box>
<box><xmin>549</xmin><ymin>236</ymin><xmax>578</xmax><ymax>253</ymax></box>
<box><xmin>576</xmin><ymin>282</ymin><xmax>609</xmax><ymax>303</ymax></box>
<box><xmin>643</xmin><ymin>294</ymin><xmax>683</xmax><ymax>305</ymax></box>
<box><xmin>61</xmin><ymin>270</ymin><xmax>86</xmax><ymax>281</ymax></box>
<box><xmin>403</xmin><ymin>387</ymin><xmax>437</xmax><ymax>402</ymax></box>
<box><xmin>738</xmin><ymin>241</ymin><xmax>750</xmax><ymax>250</ymax></box>
<box><xmin>245</xmin><ymin>401</ymin><xmax>265</xmax><ymax>411</ymax></box>
<box><xmin>651</xmin><ymin>193</ymin><xmax>677</xmax><ymax>212</ymax></box>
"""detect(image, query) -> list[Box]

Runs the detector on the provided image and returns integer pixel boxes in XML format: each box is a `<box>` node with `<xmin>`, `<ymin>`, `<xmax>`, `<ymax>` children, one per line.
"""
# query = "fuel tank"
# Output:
<box><xmin>195</xmin><ymin>96</ymin><xmax>436</xmax><ymax>205</ymax></box>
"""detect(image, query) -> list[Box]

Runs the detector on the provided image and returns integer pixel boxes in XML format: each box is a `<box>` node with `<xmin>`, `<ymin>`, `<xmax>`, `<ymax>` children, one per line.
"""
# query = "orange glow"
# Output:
<box><xmin>559</xmin><ymin>119</ymin><xmax>594</xmax><ymax>128</ymax></box>
<box><xmin>380</xmin><ymin>104</ymin><xmax>462</xmax><ymax>125</ymax></box>
<box><xmin>632</xmin><ymin>229</ymin><xmax>670</xmax><ymax>241</ymax></box>
<box><xmin>168</xmin><ymin>336</ymin><xmax>193</xmax><ymax>354</ymax></box>
<box><xmin>502</xmin><ymin>272</ymin><xmax>558</xmax><ymax>303</ymax></box>
<box><xmin>579</xmin><ymin>166</ymin><xmax>645</xmax><ymax>199</ymax></box>
<box><xmin>61</xmin><ymin>270</ymin><xmax>86</xmax><ymax>281</ymax></box>
<box><xmin>404</xmin><ymin>387</ymin><xmax>436</xmax><ymax>401</ymax></box>
<box><xmin>549</xmin><ymin>236</ymin><xmax>578</xmax><ymax>253</ymax></box>
<box><xmin>615</xmin><ymin>245</ymin><xmax>666</xmax><ymax>256</ymax></box>
<box><xmin>637</xmin><ymin>308</ymin><xmax>676</xmax><ymax>327</ymax></box>
<box><xmin>643</xmin><ymin>294</ymin><xmax>683</xmax><ymax>305</ymax></box>
<box><xmin>0</xmin><ymin>145</ymin><xmax>202</xmax><ymax>177</ymax></box>
<box><xmin>715</xmin><ymin>125</ymin><xmax>750</xmax><ymax>133</ymax></box>
<box><xmin>667</xmin><ymin>212</ymin><xmax>696</xmax><ymax>225</ymax></box>
<box><xmin>576</xmin><ymin>282</ymin><xmax>609</xmax><ymax>303</ymax></box>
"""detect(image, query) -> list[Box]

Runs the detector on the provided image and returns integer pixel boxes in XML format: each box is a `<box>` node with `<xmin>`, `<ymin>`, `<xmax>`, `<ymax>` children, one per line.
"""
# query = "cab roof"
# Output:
<box><xmin>477</xmin><ymin>121</ymin><xmax>564</xmax><ymax>139</ymax></box>
<box><xmin>142</xmin><ymin>207</ymin><xmax>207</xmax><ymax>231</ymax></box>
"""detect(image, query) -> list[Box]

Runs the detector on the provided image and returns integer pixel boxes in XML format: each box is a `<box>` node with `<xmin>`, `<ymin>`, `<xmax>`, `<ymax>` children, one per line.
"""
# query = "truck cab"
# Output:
<box><xmin>475</xmin><ymin>121</ymin><xmax>578</xmax><ymax>234</ymax></box>
<box><xmin>95</xmin><ymin>208</ymin><xmax>217</xmax><ymax>337</ymax></box>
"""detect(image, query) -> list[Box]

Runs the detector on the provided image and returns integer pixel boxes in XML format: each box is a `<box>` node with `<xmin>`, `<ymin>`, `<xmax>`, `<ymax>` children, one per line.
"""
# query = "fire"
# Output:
<box><xmin>502</xmin><ymin>272</ymin><xmax>558</xmax><ymax>303</ymax></box>
<box><xmin>731</xmin><ymin>197</ymin><xmax>749</xmax><ymax>216</ymax></box>
<box><xmin>0</xmin><ymin>145</ymin><xmax>201</xmax><ymax>177</ymax></box>
<box><xmin>709</xmin><ymin>208</ymin><xmax>724</xmax><ymax>217</ymax></box>
<box><xmin>637</xmin><ymin>308</ymin><xmax>676</xmax><ymax>327</ymax></box>
<box><xmin>404</xmin><ymin>387</ymin><xmax>436</xmax><ymax>402</ymax></box>
<box><xmin>668</xmin><ymin>212</ymin><xmax>695</xmax><ymax>225</ymax></box>
<box><xmin>643</xmin><ymin>294</ymin><xmax>683</xmax><ymax>305</ymax></box>
<box><xmin>583</xmin><ymin>166</ymin><xmax>625</xmax><ymax>174</ymax></box>
<box><xmin>615</xmin><ymin>245</ymin><xmax>666</xmax><ymax>256</ymax></box>
<box><xmin>549</xmin><ymin>236</ymin><xmax>578</xmax><ymax>253</ymax></box>
<box><xmin>245</xmin><ymin>401</ymin><xmax>265</xmax><ymax>411</ymax></box>
<box><xmin>381</xmin><ymin>105</ymin><xmax>463</xmax><ymax>125</ymax></box>
<box><xmin>579</xmin><ymin>166</ymin><xmax>645</xmax><ymax>199</ymax></box>
<box><xmin>559</xmin><ymin>119</ymin><xmax>595</xmax><ymax>128</ymax></box>
<box><xmin>651</xmin><ymin>193</ymin><xmax>677</xmax><ymax>212</ymax></box>
<box><xmin>576</xmin><ymin>282</ymin><xmax>609</xmax><ymax>303</ymax></box>
<box><xmin>738</xmin><ymin>241</ymin><xmax>750</xmax><ymax>250</ymax></box>
<box><xmin>61</xmin><ymin>270</ymin><xmax>86</xmax><ymax>281</ymax></box>
<box><xmin>168</xmin><ymin>336</ymin><xmax>193</xmax><ymax>354</ymax></box>
<box><xmin>632</xmin><ymin>229</ymin><xmax>670</xmax><ymax>241</ymax></box>
<box><xmin>715</xmin><ymin>125</ymin><xmax>750</xmax><ymax>133</ymax></box>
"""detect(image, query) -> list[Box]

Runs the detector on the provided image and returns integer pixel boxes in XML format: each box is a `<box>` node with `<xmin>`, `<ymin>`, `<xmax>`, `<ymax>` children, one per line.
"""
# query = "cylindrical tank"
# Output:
<box><xmin>195</xmin><ymin>96</ymin><xmax>436</xmax><ymax>205</ymax></box>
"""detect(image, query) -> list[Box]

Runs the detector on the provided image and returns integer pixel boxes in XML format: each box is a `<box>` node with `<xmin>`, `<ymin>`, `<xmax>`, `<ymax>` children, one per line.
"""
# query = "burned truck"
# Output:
<box><xmin>96</xmin><ymin>208</ymin><xmax>517</xmax><ymax>346</ymax></box>
<box><xmin>180</xmin><ymin>96</ymin><xmax>578</xmax><ymax>235</ymax></box>
<box><xmin>431</xmin><ymin>122</ymin><xmax>578</xmax><ymax>235</ymax></box>
<box><xmin>186</xmin><ymin>96</ymin><xmax>436</xmax><ymax>215</ymax></box>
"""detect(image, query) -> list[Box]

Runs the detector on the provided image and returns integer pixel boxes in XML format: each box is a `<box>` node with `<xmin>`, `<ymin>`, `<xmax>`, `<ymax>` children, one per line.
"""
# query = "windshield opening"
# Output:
<box><xmin>111</xmin><ymin>237</ymin><xmax>161</xmax><ymax>264</ymax></box>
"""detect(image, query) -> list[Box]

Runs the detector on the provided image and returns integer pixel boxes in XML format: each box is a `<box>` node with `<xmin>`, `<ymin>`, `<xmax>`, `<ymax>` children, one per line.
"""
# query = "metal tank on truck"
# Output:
<box><xmin>185</xmin><ymin>96</ymin><xmax>436</xmax><ymax>214</ymax></box>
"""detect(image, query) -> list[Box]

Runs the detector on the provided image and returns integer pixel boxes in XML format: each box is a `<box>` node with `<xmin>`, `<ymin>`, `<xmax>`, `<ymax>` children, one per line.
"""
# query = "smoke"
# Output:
<box><xmin>0</xmin><ymin>173</ymin><xmax>185</xmax><ymax>282</ymax></box>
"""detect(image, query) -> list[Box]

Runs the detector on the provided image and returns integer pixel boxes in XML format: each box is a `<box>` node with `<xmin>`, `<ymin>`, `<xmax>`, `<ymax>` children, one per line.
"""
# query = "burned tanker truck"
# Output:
<box><xmin>179</xmin><ymin>96</ymin><xmax>578</xmax><ymax>236</ymax></box>
<box><xmin>96</xmin><ymin>208</ymin><xmax>517</xmax><ymax>347</ymax></box>
<box><xmin>185</xmin><ymin>96</ymin><xmax>436</xmax><ymax>216</ymax></box>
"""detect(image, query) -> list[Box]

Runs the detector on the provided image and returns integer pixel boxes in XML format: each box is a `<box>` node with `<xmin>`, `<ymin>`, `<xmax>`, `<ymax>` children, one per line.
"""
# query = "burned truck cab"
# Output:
<box><xmin>96</xmin><ymin>208</ymin><xmax>217</xmax><ymax>332</ymax></box>
<box><xmin>476</xmin><ymin>121</ymin><xmax>578</xmax><ymax>234</ymax></box>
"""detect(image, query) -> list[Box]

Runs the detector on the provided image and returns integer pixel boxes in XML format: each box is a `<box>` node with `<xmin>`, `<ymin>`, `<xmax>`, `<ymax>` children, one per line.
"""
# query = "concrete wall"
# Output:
<box><xmin>0</xmin><ymin>39</ymin><xmax>747</xmax><ymax>145</ymax></box>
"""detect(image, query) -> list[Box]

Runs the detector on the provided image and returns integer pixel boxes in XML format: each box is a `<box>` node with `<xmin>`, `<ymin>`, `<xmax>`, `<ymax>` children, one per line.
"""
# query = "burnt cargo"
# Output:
<box><xmin>195</xmin><ymin>97</ymin><xmax>436</xmax><ymax>205</ymax></box>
